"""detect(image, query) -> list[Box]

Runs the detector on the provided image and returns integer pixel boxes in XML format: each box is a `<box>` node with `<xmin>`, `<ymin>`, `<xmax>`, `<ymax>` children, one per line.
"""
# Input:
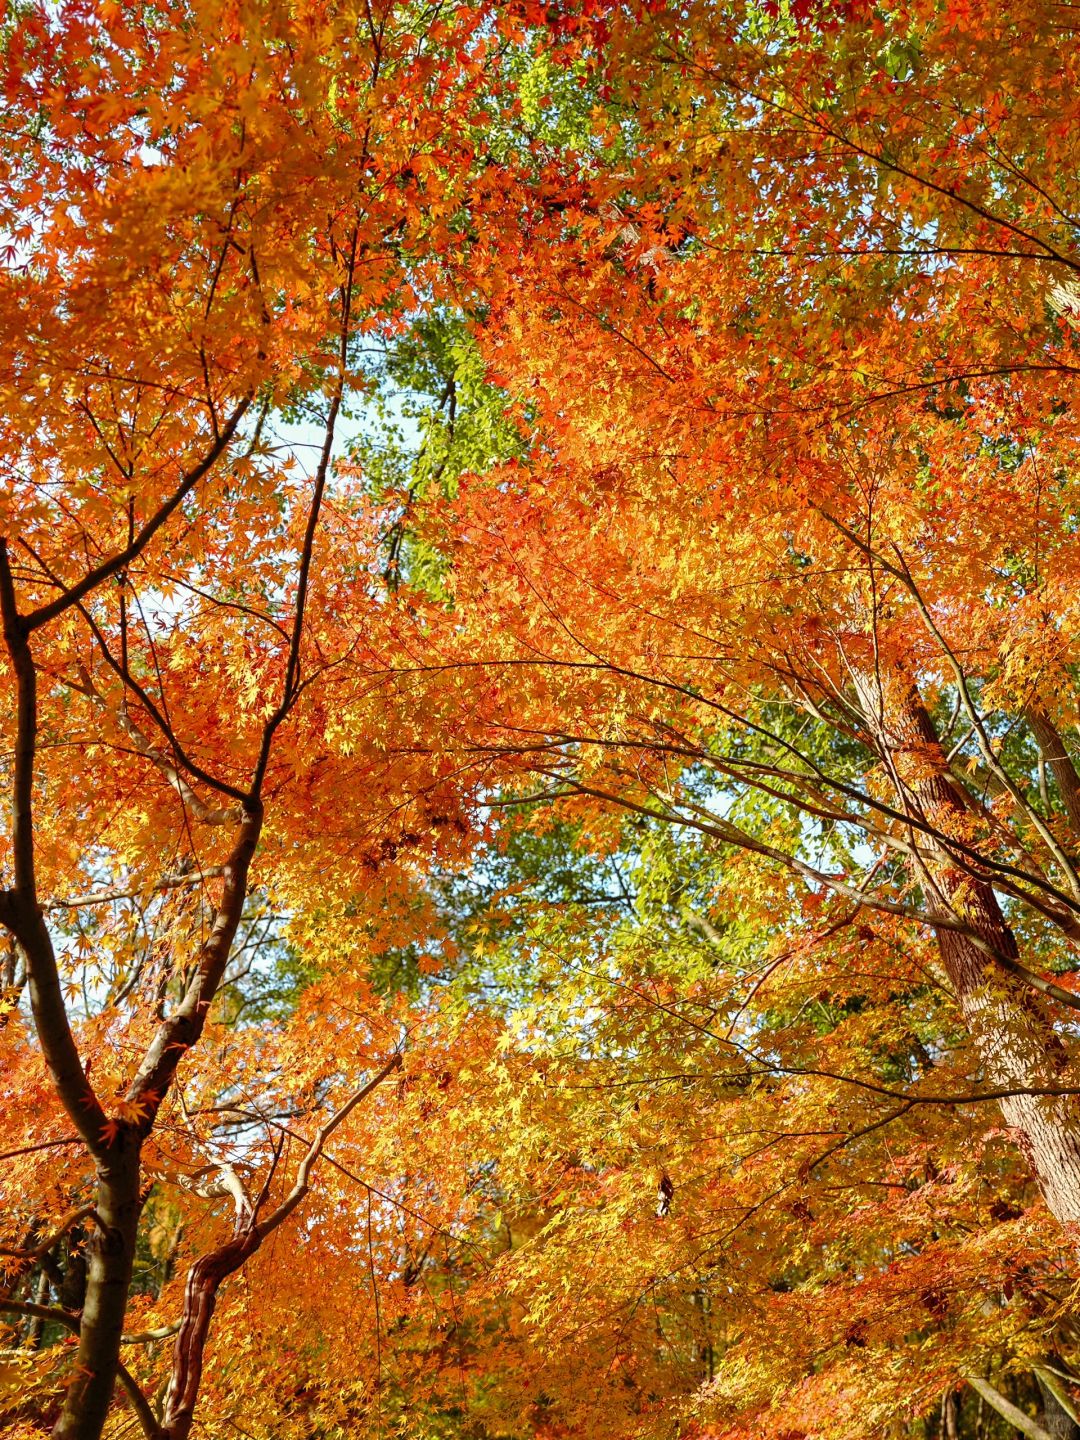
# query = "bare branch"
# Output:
<box><xmin>48</xmin><ymin>867</ymin><xmax>225</xmax><ymax>912</ymax></box>
<box><xmin>966</xmin><ymin>1377</ymin><xmax>1054</xmax><ymax>1440</ymax></box>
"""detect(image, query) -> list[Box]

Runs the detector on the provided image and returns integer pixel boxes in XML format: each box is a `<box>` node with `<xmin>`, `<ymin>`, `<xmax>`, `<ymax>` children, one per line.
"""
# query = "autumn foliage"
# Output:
<box><xmin>4</xmin><ymin>2</ymin><xmax>1080</xmax><ymax>1439</ymax></box>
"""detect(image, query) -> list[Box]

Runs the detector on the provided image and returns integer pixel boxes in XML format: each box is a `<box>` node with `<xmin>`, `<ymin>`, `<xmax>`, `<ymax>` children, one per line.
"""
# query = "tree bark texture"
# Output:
<box><xmin>858</xmin><ymin>675</ymin><xmax>1080</xmax><ymax>1229</ymax></box>
<box><xmin>53</xmin><ymin>1132</ymin><xmax>143</xmax><ymax>1440</ymax></box>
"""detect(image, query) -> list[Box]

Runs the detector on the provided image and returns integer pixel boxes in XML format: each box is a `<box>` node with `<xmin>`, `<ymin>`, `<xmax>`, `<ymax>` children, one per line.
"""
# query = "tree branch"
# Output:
<box><xmin>967</xmin><ymin>1376</ymin><xmax>1054</xmax><ymax>1440</ymax></box>
<box><xmin>0</xmin><ymin>1300</ymin><xmax>160</xmax><ymax>1439</ymax></box>
<box><xmin>24</xmin><ymin>397</ymin><xmax>250</xmax><ymax>634</ymax></box>
<box><xmin>0</xmin><ymin>540</ymin><xmax>110</xmax><ymax>1156</ymax></box>
<box><xmin>160</xmin><ymin>1053</ymin><xmax>401</xmax><ymax>1440</ymax></box>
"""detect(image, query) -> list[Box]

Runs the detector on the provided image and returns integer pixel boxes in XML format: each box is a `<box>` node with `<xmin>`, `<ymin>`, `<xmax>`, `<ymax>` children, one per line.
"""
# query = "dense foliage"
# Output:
<box><xmin>4</xmin><ymin>2</ymin><xmax>1080</xmax><ymax>1439</ymax></box>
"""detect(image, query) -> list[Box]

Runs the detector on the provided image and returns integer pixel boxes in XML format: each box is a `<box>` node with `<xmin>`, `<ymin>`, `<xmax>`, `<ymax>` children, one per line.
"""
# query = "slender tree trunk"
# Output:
<box><xmin>1026</xmin><ymin>706</ymin><xmax>1080</xmax><ymax>839</ymax></box>
<box><xmin>54</xmin><ymin>1130</ymin><xmax>143</xmax><ymax>1440</ymax></box>
<box><xmin>0</xmin><ymin>542</ymin><xmax>143</xmax><ymax>1440</ymax></box>
<box><xmin>26</xmin><ymin>1269</ymin><xmax>50</xmax><ymax>1350</ymax></box>
<box><xmin>861</xmin><ymin>679</ymin><xmax>1080</xmax><ymax>1227</ymax></box>
<box><xmin>942</xmin><ymin>1388</ymin><xmax>960</xmax><ymax>1440</ymax></box>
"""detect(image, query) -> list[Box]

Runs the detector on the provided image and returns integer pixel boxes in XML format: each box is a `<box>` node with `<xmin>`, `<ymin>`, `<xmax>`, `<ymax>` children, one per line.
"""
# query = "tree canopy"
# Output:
<box><xmin>4</xmin><ymin>2</ymin><xmax>1080</xmax><ymax>1439</ymax></box>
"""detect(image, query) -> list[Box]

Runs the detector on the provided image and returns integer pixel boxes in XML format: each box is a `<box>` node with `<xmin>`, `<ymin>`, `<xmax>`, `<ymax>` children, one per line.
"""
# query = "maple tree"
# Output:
<box><xmin>0</xmin><ymin>0</ymin><xmax>579</xmax><ymax>1434</ymax></box>
<box><xmin>429</xmin><ymin>0</ymin><xmax>1080</xmax><ymax>1217</ymax></box>
<box><xmin>392</xmin><ymin>0</ymin><xmax>1080</xmax><ymax>1434</ymax></box>
<box><xmin>374</xmin><ymin>822</ymin><xmax>1080</xmax><ymax>1440</ymax></box>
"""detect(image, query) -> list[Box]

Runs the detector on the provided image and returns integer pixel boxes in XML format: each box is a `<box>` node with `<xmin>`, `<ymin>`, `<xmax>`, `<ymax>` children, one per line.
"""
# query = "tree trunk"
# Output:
<box><xmin>942</xmin><ymin>1388</ymin><xmax>960</xmax><ymax>1440</ymax></box>
<box><xmin>53</xmin><ymin>1129</ymin><xmax>143</xmax><ymax>1440</ymax></box>
<box><xmin>162</xmin><ymin>1232</ymin><xmax>259</xmax><ymax>1440</ymax></box>
<box><xmin>861</xmin><ymin>679</ymin><xmax>1080</xmax><ymax>1228</ymax></box>
<box><xmin>1025</xmin><ymin>706</ymin><xmax>1080</xmax><ymax>840</ymax></box>
<box><xmin>1036</xmin><ymin>1366</ymin><xmax>1080</xmax><ymax>1440</ymax></box>
<box><xmin>937</xmin><ymin>926</ymin><xmax>1080</xmax><ymax>1226</ymax></box>
<box><xmin>26</xmin><ymin>1269</ymin><xmax>49</xmax><ymax>1350</ymax></box>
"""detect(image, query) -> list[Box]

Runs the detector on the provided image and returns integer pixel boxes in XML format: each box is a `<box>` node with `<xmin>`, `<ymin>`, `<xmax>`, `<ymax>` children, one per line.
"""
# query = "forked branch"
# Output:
<box><xmin>160</xmin><ymin>1053</ymin><xmax>402</xmax><ymax>1440</ymax></box>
